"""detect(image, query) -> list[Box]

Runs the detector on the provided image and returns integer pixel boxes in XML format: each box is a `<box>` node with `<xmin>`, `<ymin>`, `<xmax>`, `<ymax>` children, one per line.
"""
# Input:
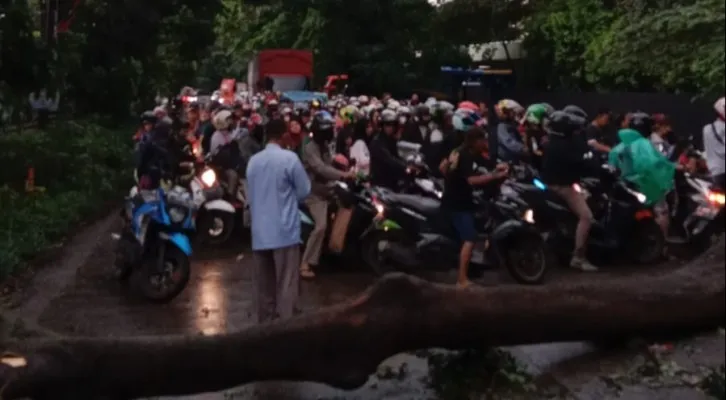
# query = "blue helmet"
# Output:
<box><xmin>452</xmin><ymin>109</ymin><xmax>481</xmax><ymax>132</ymax></box>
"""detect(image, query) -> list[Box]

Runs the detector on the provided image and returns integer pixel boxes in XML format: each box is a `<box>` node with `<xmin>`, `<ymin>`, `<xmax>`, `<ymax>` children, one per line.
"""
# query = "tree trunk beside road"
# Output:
<box><xmin>0</xmin><ymin>241</ymin><xmax>724</xmax><ymax>399</ymax></box>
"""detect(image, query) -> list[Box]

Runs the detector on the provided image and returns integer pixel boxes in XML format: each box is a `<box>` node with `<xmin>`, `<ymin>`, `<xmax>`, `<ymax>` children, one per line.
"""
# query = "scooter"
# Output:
<box><xmin>513</xmin><ymin>165</ymin><xmax>665</xmax><ymax>265</ymax></box>
<box><xmin>114</xmin><ymin>185</ymin><xmax>196</xmax><ymax>303</ymax></box>
<box><xmin>668</xmin><ymin>171</ymin><xmax>725</xmax><ymax>253</ymax></box>
<box><xmin>358</xmin><ymin>185</ymin><xmax>547</xmax><ymax>284</ymax></box>
<box><xmin>299</xmin><ymin>176</ymin><xmax>379</xmax><ymax>261</ymax></box>
<box><xmin>187</xmin><ymin>164</ymin><xmax>237</xmax><ymax>245</ymax></box>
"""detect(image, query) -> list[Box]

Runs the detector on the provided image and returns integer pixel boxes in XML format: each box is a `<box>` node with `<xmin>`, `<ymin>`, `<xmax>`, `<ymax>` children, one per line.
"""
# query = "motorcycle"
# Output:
<box><xmin>114</xmin><ymin>186</ymin><xmax>196</xmax><ymax>303</ymax></box>
<box><xmin>400</xmin><ymin>152</ymin><xmax>444</xmax><ymax>199</ymax></box>
<box><xmin>187</xmin><ymin>163</ymin><xmax>237</xmax><ymax>245</ymax></box>
<box><xmin>358</xmin><ymin>185</ymin><xmax>547</xmax><ymax>284</ymax></box>
<box><xmin>668</xmin><ymin>171</ymin><xmax>725</xmax><ymax>253</ymax></box>
<box><xmin>514</xmin><ymin>165</ymin><xmax>665</xmax><ymax>265</ymax></box>
<box><xmin>299</xmin><ymin>176</ymin><xmax>379</xmax><ymax>261</ymax></box>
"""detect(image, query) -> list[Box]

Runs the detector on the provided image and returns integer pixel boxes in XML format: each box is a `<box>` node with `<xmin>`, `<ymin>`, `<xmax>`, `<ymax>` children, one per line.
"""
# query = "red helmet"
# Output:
<box><xmin>457</xmin><ymin>101</ymin><xmax>479</xmax><ymax>112</ymax></box>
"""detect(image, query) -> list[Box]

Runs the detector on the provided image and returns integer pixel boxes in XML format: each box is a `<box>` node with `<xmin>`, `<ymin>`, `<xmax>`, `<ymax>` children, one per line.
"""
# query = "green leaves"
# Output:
<box><xmin>586</xmin><ymin>0</ymin><xmax>725</xmax><ymax>95</ymax></box>
<box><xmin>0</xmin><ymin>121</ymin><xmax>133</xmax><ymax>276</ymax></box>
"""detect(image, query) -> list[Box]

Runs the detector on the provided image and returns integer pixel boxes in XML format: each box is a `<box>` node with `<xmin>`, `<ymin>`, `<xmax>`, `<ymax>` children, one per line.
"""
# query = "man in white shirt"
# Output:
<box><xmin>703</xmin><ymin>97</ymin><xmax>725</xmax><ymax>190</ymax></box>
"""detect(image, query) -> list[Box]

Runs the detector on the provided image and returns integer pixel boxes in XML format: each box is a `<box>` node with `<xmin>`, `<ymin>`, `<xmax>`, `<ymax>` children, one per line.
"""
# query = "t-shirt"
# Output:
<box><xmin>441</xmin><ymin>148</ymin><xmax>497</xmax><ymax>212</ymax></box>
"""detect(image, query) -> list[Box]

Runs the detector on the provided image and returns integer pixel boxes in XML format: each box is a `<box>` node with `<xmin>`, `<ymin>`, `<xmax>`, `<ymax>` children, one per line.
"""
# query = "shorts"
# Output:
<box><xmin>450</xmin><ymin>211</ymin><xmax>478</xmax><ymax>242</ymax></box>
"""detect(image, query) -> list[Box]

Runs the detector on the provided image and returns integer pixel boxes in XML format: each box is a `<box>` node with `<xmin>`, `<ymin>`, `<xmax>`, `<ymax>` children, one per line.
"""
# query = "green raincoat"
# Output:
<box><xmin>608</xmin><ymin>128</ymin><xmax>675</xmax><ymax>205</ymax></box>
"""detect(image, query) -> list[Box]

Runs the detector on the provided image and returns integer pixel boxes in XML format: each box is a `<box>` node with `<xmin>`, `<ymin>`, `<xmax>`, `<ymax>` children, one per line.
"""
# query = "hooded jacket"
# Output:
<box><xmin>608</xmin><ymin>129</ymin><xmax>675</xmax><ymax>205</ymax></box>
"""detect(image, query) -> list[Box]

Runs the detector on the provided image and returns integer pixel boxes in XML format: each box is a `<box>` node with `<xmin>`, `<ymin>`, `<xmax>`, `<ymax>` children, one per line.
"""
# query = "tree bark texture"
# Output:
<box><xmin>0</xmin><ymin>244</ymin><xmax>723</xmax><ymax>399</ymax></box>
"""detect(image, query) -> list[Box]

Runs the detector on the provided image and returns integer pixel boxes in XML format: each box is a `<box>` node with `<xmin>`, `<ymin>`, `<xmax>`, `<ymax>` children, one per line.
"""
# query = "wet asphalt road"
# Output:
<box><xmin>22</xmin><ymin>216</ymin><xmax>721</xmax><ymax>400</ymax></box>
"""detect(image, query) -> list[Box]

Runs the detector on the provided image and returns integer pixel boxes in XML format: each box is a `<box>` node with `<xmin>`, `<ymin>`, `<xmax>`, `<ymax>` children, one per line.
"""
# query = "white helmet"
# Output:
<box><xmin>358</xmin><ymin>95</ymin><xmax>369</xmax><ymax>104</ymax></box>
<box><xmin>387</xmin><ymin>100</ymin><xmax>400</xmax><ymax>110</ymax></box>
<box><xmin>212</xmin><ymin>110</ymin><xmax>233</xmax><ymax>130</ymax></box>
<box><xmin>398</xmin><ymin>106</ymin><xmax>412</xmax><ymax>115</ymax></box>
<box><xmin>715</xmin><ymin>97</ymin><xmax>725</xmax><ymax>119</ymax></box>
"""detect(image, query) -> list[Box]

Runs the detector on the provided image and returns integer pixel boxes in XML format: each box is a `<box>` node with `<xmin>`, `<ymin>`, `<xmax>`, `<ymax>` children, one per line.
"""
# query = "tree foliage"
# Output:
<box><xmin>1</xmin><ymin>0</ymin><xmax>723</xmax><ymax>120</ymax></box>
<box><xmin>522</xmin><ymin>0</ymin><xmax>725</xmax><ymax>94</ymax></box>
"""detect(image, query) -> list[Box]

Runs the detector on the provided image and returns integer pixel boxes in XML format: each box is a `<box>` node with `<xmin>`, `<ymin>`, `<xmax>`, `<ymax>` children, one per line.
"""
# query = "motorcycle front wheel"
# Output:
<box><xmin>497</xmin><ymin>232</ymin><xmax>548</xmax><ymax>285</ymax></box>
<box><xmin>198</xmin><ymin>210</ymin><xmax>235</xmax><ymax>246</ymax></box>
<box><xmin>134</xmin><ymin>244</ymin><xmax>191</xmax><ymax>303</ymax></box>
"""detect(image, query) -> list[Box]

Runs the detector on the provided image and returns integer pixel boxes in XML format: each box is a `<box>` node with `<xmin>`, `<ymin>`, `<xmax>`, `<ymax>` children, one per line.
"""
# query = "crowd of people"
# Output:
<box><xmin>133</xmin><ymin>86</ymin><xmax>725</xmax><ymax>322</ymax></box>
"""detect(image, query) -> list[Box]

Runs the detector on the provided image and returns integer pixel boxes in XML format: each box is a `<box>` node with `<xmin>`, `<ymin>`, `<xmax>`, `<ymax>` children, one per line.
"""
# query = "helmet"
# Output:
<box><xmin>562</xmin><ymin>105</ymin><xmax>588</xmax><ymax>120</ymax></box>
<box><xmin>281</xmin><ymin>106</ymin><xmax>293</xmax><ymax>115</ymax></box>
<box><xmin>540</xmin><ymin>103</ymin><xmax>555</xmax><ymax>115</ymax></box>
<box><xmin>452</xmin><ymin>109</ymin><xmax>481</xmax><ymax>132</ymax></box>
<box><xmin>715</xmin><ymin>97</ymin><xmax>725</xmax><ymax>119</ymax></box>
<box><xmin>495</xmin><ymin>99</ymin><xmax>523</xmax><ymax>115</ymax></box>
<box><xmin>547</xmin><ymin>110</ymin><xmax>586</xmax><ymax>137</ymax></box>
<box><xmin>458</xmin><ymin>101</ymin><xmax>479</xmax><ymax>112</ymax></box>
<box><xmin>386</xmin><ymin>100</ymin><xmax>400</xmax><ymax>111</ymax></box>
<box><xmin>380</xmin><ymin>109</ymin><xmax>397</xmax><ymax>124</ymax></box>
<box><xmin>212</xmin><ymin>110</ymin><xmax>233</xmax><ymax>130</ymax></box>
<box><xmin>339</xmin><ymin>105</ymin><xmax>358</xmax><ymax>124</ymax></box>
<box><xmin>311</xmin><ymin>99</ymin><xmax>321</xmax><ymax>109</ymax></box>
<box><xmin>627</xmin><ymin>112</ymin><xmax>653</xmax><ymax>136</ymax></box>
<box><xmin>332</xmin><ymin>154</ymin><xmax>350</xmax><ymax>169</ymax></box>
<box><xmin>140</xmin><ymin>111</ymin><xmax>157</xmax><ymax>125</ymax></box>
<box><xmin>398</xmin><ymin>106</ymin><xmax>412</xmax><ymax>116</ymax></box>
<box><xmin>312</xmin><ymin>110</ymin><xmax>335</xmax><ymax>131</ymax></box>
<box><xmin>523</xmin><ymin>104</ymin><xmax>550</xmax><ymax>125</ymax></box>
<box><xmin>415</xmin><ymin>104</ymin><xmax>431</xmax><ymax>117</ymax></box>
<box><xmin>358</xmin><ymin>95</ymin><xmax>369</xmax><ymax>104</ymax></box>
<box><xmin>425</xmin><ymin>97</ymin><xmax>438</xmax><ymax>107</ymax></box>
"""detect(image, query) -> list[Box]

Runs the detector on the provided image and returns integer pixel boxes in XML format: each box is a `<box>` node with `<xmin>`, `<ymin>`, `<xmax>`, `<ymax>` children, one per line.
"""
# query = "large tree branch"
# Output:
<box><xmin>0</xmin><ymin>251</ymin><xmax>723</xmax><ymax>399</ymax></box>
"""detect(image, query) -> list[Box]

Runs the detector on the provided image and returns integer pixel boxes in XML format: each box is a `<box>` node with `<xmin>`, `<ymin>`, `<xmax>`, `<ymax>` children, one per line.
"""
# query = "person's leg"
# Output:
<box><xmin>653</xmin><ymin>199</ymin><xmax>670</xmax><ymax>237</ymax></box>
<box><xmin>300</xmin><ymin>196</ymin><xmax>328</xmax><ymax>278</ymax></box>
<box><xmin>252</xmin><ymin>250</ymin><xmax>277</xmax><ymax>323</ymax></box>
<box><xmin>450</xmin><ymin>211</ymin><xmax>477</xmax><ymax>287</ymax></box>
<box><xmin>272</xmin><ymin>245</ymin><xmax>301</xmax><ymax>320</ymax></box>
<box><xmin>225</xmin><ymin>169</ymin><xmax>239</xmax><ymax>198</ymax></box>
<box><xmin>550</xmin><ymin>185</ymin><xmax>597</xmax><ymax>271</ymax></box>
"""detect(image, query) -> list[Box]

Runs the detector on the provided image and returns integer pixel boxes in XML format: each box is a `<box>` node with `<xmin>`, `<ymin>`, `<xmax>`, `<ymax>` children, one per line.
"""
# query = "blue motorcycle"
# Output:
<box><xmin>114</xmin><ymin>185</ymin><xmax>196</xmax><ymax>303</ymax></box>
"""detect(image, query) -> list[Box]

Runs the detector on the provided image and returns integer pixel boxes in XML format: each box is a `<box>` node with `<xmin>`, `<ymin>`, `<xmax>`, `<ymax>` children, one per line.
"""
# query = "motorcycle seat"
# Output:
<box><xmin>388</xmin><ymin>193</ymin><xmax>440</xmax><ymax>214</ymax></box>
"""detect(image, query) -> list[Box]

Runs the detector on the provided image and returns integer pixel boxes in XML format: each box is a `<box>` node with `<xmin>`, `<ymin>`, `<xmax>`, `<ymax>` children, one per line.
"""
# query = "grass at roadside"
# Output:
<box><xmin>0</xmin><ymin>120</ymin><xmax>133</xmax><ymax>277</ymax></box>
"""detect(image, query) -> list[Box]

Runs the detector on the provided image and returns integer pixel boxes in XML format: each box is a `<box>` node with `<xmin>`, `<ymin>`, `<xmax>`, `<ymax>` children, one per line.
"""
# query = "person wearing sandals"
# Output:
<box><xmin>246</xmin><ymin>119</ymin><xmax>311</xmax><ymax>322</ymax></box>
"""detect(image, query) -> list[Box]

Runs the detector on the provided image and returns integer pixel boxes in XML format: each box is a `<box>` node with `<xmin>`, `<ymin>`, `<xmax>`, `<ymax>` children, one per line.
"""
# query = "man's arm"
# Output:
<box><xmin>587</xmin><ymin>139</ymin><xmax>611</xmax><ymax>153</ymax></box>
<box><xmin>290</xmin><ymin>155</ymin><xmax>312</xmax><ymax>201</ymax></box>
<box><xmin>369</xmin><ymin>140</ymin><xmax>407</xmax><ymax>173</ymax></box>
<box><xmin>303</xmin><ymin>142</ymin><xmax>346</xmax><ymax>181</ymax></box>
<box><xmin>466</xmin><ymin>160</ymin><xmax>505</xmax><ymax>186</ymax></box>
<box><xmin>209</xmin><ymin>133</ymin><xmax>223</xmax><ymax>154</ymax></box>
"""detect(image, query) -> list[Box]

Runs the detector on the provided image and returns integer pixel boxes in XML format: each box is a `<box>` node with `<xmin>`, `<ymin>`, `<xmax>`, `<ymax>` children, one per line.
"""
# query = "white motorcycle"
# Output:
<box><xmin>189</xmin><ymin>166</ymin><xmax>237</xmax><ymax>245</ymax></box>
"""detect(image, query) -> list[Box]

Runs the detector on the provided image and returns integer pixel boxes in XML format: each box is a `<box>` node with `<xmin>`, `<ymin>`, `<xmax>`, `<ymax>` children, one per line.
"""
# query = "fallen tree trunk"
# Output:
<box><xmin>0</xmin><ymin>250</ymin><xmax>724</xmax><ymax>399</ymax></box>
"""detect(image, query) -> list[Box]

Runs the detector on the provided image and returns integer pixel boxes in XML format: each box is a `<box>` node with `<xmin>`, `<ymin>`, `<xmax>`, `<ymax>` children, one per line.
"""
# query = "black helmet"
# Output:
<box><xmin>627</xmin><ymin>112</ymin><xmax>653</xmax><ymax>137</ymax></box>
<box><xmin>547</xmin><ymin>110</ymin><xmax>586</xmax><ymax>137</ymax></box>
<box><xmin>140</xmin><ymin>111</ymin><xmax>157</xmax><ymax>124</ymax></box>
<box><xmin>310</xmin><ymin>111</ymin><xmax>335</xmax><ymax>142</ymax></box>
<box><xmin>562</xmin><ymin>105</ymin><xmax>588</xmax><ymax>120</ymax></box>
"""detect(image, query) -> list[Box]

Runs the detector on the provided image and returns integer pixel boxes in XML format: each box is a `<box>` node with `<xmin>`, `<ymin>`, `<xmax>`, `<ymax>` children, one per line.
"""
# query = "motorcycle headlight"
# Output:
<box><xmin>168</xmin><ymin>206</ymin><xmax>186</xmax><ymax>223</ymax></box>
<box><xmin>707</xmin><ymin>190</ymin><xmax>725</xmax><ymax>206</ymax></box>
<box><xmin>523</xmin><ymin>209</ymin><xmax>535</xmax><ymax>224</ymax></box>
<box><xmin>201</xmin><ymin>168</ymin><xmax>217</xmax><ymax>188</ymax></box>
